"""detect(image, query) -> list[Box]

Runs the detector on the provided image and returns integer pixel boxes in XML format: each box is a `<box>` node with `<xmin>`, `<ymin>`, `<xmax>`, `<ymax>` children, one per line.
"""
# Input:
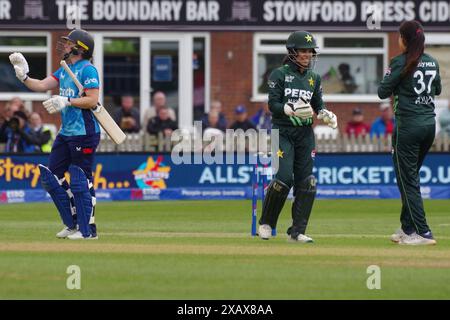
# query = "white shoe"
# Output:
<box><xmin>399</xmin><ymin>233</ymin><xmax>436</xmax><ymax>246</ymax></box>
<box><xmin>390</xmin><ymin>228</ymin><xmax>407</xmax><ymax>243</ymax></box>
<box><xmin>56</xmin><ymin>227</ymin><xmax>77</xmax><ymax>239</ymax></box>
<box><xmin>67</xmin><ymin>231</ymin><xmax>98</xmax><ymax>240</ymax></box>
<box><xmin>258</xmin><ymin>224</ymin><xmax>272</xmax><ymax>240</ymax></box>
<box><xmin>288</xmin><ymin>234</ymin><xmax>314</xmax><ymax>243</ymax></box>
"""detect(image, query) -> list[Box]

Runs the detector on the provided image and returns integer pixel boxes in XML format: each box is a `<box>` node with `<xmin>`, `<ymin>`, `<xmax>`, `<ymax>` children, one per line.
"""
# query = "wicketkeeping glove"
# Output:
<box><xmin>284</xmin><ymin>97</ymin><xmax>314</xmax><ymax>120</ymax></box>
<box><xmin>43</xmin><ymin>96</ymin><xmax>71</xmax><ymax>114</ymax></box>
<box><xmin>9</xmin><ymin>52</ymin><xmax>29</xmax><ymax>82</ymax></box>
<box><xmin>317</xmin><ymin>109</ymin><xmax>338</xmax><ymax>129</ymax></box>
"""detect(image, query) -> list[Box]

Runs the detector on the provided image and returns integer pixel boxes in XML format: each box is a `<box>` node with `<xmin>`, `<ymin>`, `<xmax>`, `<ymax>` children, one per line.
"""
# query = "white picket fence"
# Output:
<box><xmin>96</xmin><ymin>131</ymin><xmax>450</xmax><ymax>153</ymax></box>
<box><xmin>1</xmin><ymin>130</ymin><xmax>448</xmax><ymax>153</ymax></box>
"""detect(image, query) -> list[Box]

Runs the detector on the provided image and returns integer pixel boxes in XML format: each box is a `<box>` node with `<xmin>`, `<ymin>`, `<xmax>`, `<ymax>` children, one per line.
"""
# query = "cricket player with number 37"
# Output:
<box><xmin>9</xmin><ymin>29</ymin><xmax>101</xmax><ymax>240</ymax></box>
<box><xmin>379</xmin><ymin>21</ymin><xmax>441</xmax><ymax>246</ymax></box>
<box><xmin>258</xmin><ymin>31</ymin><xmax>338</xmax><ymax>243</ymax></box>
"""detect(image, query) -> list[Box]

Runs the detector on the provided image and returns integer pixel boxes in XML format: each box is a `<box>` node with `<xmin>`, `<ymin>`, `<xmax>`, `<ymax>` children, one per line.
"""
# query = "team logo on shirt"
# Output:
<box><xmin>268</xmin><ymin>80</ymin><xmax>276</xmax><ymax>89</ymax></box>
<box><xmin>84</xmin><ymin>78</ymin><xmax>98</xmax><ymax>86</ymax></box>
<box><xmin>60</xmin><ymin>88</ymin><xmax>75</xmax><ymax>97</ymax></box>
<box><xmin>285</xmin><ymin>75</ymin><xmax>295</xmax><ymax>83</ymax></box>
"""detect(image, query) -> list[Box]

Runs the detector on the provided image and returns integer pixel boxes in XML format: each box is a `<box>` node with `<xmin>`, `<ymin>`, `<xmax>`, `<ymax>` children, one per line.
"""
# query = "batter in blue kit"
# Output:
<box><xmin>9</xmin><ymin>29</ymin><xmax>102</xmax><ymax>239</ymax></box>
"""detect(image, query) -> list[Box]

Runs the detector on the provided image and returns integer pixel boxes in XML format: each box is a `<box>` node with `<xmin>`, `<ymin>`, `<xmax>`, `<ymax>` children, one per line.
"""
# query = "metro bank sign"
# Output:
<box><xmin>0</xmin><ymin>0</ymin><xmax>450</xmax><ymax>31</ymax></box>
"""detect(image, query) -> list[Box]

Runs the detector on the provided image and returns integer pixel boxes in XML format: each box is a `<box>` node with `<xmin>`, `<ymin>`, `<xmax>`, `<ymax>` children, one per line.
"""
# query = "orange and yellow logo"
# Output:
<box><xmin>132</xmin><ymin>156</ymin><xmax>171</xmax><ymax>189</ymax></box>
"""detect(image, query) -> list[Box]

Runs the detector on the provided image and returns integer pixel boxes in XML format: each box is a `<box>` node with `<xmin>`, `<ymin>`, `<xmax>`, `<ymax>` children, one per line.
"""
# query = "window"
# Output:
<box><xmin>426</xmin><ymin>45</ymin><xmax>450</xmax><ymax>103</ymax></box>
<box><xmin>253</xmin><ymin>33</ymin><xmax>387</xmax><ymax>102</ymax></box>
<box><xmin>315</xmin><ymin>55</ymin><xmax>383</xmax><ymax>95</ymax></box>
<box><xmin>425</xmin><ymin>34</ymin><xmax>450</xmax><ymax>134</ymax></box>
<box><xmin>193</xmin><ymin>37</ymin><xmax>206</xmax><ymax>121</ymax></box>
<box><xmin>0</xmin><ymin>34</ymin><xmax>50</xmax><ymax>99</ymax></box>
<box><xmin>103</xmin><ymin>37</ymin><xmax>140</xmax><ymax>112</ymax></box>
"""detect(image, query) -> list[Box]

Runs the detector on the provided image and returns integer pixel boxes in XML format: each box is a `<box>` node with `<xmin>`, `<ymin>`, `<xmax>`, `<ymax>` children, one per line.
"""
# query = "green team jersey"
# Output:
<box><xmin>378</xmin><ymin>53</ymin><xmax>442</xmax><ymax>127</ymax></box>
<box><xmin>268</xmin><ymin>61</ymin><xmax>326</xmax><ymax>127</ymax></box>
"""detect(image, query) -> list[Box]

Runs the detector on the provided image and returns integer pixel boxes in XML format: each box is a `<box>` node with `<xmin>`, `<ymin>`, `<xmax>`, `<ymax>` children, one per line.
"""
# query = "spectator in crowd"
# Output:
<box><xmin>0</xmin><ymin>110</ymin><xmax>35</xmax><ymax>152</ymax></box>
<box><xmin>438</xmin><ymin>103</ymin><xmax>450</xmax><ymax>136</ymax></box>
<box><xmin>19</xmin><ymin>112</ymin><xmax>54</xmax><ymax>153</ymax></box>
<box><xmin>113</xmin><ymin>95</ymin><xmax>141</xmax><ymax>133</ymax></box>
<box><xmin>370</xmin><ymin>103</ymin><xmax>395</xmax><ymax>138</ymax></box>
<box><xmin>251</xmin><ymin>102</ymin><xmax>272</xmax><ymax>131</ymax></box>
<box><xmin>202</xmin><ymin>110</ymin><xmax>226</xmax><ymax>132</ymax></box>
<box><xmin>338</xmin><ymin>63</ymin><xmax>358</xmax><ymax>94</ymax></box>
<box><xmin>1</xmin><ymin>100</ymin><xmax>20</xmax><ymax>125</ymax></box>
<box><xmin>230</xmin><ymin>105</ymin><xmax>256</xmax><ymax>131</ymax></box>
<box><xmin>345</xmin><ymin>107</ymin><xmax>370</xmax><ymax>137</ymax></box>
<box><xmin>147</xmin><ymin>107</ymin><xmax>178</xmax><ymax>138</ymax></box>
<box><xmin>144</xmin><ymin>91</ymin><xmax>176</xmax><ymax>126</ymax></box>
<box><xmin>9</xmin><ymin>96</ymin><xmax>24</xmax><ymax>108</ymax></box>
<box><xmin>202</xmin><ymin>100</ymin><xmax>227</xmax><ymax>130</ymax></box>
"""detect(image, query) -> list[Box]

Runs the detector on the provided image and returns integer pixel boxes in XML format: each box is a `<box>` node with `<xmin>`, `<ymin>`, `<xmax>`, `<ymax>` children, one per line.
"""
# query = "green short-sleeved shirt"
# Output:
<box><xmin>378</xmin><ymin>53</ymin><xmax>442</xmax><ymax>127</ymax></box>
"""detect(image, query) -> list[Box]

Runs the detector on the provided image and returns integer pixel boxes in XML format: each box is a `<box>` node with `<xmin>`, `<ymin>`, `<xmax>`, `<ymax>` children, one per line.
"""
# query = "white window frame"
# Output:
<box><xmin>191</xmin><ymin>33</ymin><xmax>211</xmax><ymax>114</ymax></box>
<box><xmin>252</xmin><ymin>32</ymin><xmax>388</xmax><ymax>103</ymax></box>
<box><xmin>0</xmin><ymin>31</ymin><xmax>52</xmax><ymax>101</ymax></box>
<box><xmin>425</xmin><ymin>33</ymin><xmax>450</xmax><ymax>133</ymax></box>
<box><xmin>91</xmin><ymin>31</ymin><xmax>210</xmax><ymax>129</ymax></box>
<box><xmin>426</xmin><ymin>33</ymin><xmax>450</xmax><ymax>45</ymax></box>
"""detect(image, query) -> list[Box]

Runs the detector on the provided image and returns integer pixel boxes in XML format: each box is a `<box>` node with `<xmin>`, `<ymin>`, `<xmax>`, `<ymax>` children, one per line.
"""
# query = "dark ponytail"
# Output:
<box><xmin>399</xmin><ymin>20</ymin><xmax>425</xmax><ymax>78</ymax></box>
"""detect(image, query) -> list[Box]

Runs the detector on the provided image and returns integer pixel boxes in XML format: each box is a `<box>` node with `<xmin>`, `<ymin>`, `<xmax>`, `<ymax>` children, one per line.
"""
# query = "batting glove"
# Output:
<box><xmin>43</xmin><ymin>96</ymin><xmax>71</xmax><ymax>114</ymax></box>
<box><xmin>9</xmin><ymin>52</ymin><xmax>29</xmax><ymax>82</ymax></box>
<box><xmin>317</xmin><ymin>109</ymin><xmax>338</xmax><ymax>129</ymax></box>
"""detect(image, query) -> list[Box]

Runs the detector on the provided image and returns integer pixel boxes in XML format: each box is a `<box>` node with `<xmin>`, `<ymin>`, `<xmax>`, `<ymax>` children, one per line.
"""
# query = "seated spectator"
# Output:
<box><xmin>143</xmin><ymin>91</ymin><xmax>176</xmax><ymax>126</ymax></box>
<box><xmin>251</xmin><ymin>102</ymin><xmax>272</xmax><ymax>131</ymax></box>
<box><xmin>202</xmin><ymin>110</ymin><xmax>226</xmax><ymax>132</ymax></box>
<box><xmin>201</xmin><ymin>100</ymin><xmax>227</xmax><ymax>129</ymax></box>
<box><xmin>19</xmin><ymin>112</ymin><xmax>54</xmax><ymax>153</ymax></box>
<box><xmin>113</xmin><ymin>95</ymin><xmax>141</xmax><ymax>133</ymax></box>
<box><xmin>147</xmin><ymin>107</ymin><xmax>178</xmax><ymax>138</ymax></box>
<box><xmin>438</xmin><ymin>103</ymin><xmax>450</xmax><ymax>136</ymax></box>
<box><xmin>345</xmin><ymin>107</ymin><xmax>370</xmax><ymax>137</ymax></box>
<box><xmin>370</xmin><ymin>103</ymin><xmax>395</xmax><ymax>138</ymax></box>
<box><xmin>230</xmin><ymin>105</ymin><xmax>256</xmax><ymax>131</ymax></box>
<box><xmin>0</xmin><ymin>111</ymin><xmax>35</xmax><ymax>152</ymax></box>
<box><xmin>1</xmin><ymin>100</ymin><xmax>20</xmax><ymax>126</ymax></box>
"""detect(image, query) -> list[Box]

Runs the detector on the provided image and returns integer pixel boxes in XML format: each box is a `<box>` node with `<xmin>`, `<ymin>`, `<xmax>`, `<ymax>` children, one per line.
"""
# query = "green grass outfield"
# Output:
<box><xmin>0</xmin><ymin>199</ymin><xmax>449</xmax><ymax>299</ymax></box>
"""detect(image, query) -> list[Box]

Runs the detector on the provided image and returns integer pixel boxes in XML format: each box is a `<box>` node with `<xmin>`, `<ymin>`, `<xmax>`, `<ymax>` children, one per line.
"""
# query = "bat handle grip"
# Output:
<box><xmin>92</xmin><ymin>103</ymin><xmax>103</xmax><ymax>113</ymax></box>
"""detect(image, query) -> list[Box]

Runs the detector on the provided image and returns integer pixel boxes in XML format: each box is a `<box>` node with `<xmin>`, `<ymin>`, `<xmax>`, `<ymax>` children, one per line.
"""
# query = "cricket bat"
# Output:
<box><xmin>60</xmin><ymin>60</ymin><xmax>127</xmax><ymax>144</ymax></box>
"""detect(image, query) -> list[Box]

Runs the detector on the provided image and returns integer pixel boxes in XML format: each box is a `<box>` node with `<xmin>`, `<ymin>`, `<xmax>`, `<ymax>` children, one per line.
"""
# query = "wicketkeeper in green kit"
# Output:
<box><xmin>379</xmin><ymin>21</ymin><xmax>441</xmax><ymax>245</ymax></box>
<box><xmin>258</xmin><ymin>31</ymin><xmax>338</xmax><ymax>242</ymax></box>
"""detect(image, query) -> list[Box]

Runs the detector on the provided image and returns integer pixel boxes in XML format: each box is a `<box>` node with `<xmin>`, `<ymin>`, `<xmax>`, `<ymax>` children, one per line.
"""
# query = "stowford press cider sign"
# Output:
<box><xmin>1</xmin><ymin>0</ymin><xmax>450</xmax><ymax>31</ymax></box>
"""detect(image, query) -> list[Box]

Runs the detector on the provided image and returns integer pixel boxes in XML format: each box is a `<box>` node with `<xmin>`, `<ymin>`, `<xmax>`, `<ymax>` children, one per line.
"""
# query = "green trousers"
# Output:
<box><xmin>273</xmin><ymin>124</ymin><xmax>315</xmax><ymax>189</ymax></box>
<box><xmin>392</xmin><ymin>123</ymin><xmax>435</xmax><ymax>235</ymax></box>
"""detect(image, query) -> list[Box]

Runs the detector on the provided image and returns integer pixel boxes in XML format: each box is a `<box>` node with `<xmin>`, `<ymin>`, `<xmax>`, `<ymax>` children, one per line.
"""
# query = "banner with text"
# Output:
<box><xmin>1</xmin><ymin>0</ymin><xmax>450</xmax><ymax>31</ymax></box>
<box><xmin>0</xmin><ymin>153</ymin><xmax>449</xmax><ymax>203</ymax></box>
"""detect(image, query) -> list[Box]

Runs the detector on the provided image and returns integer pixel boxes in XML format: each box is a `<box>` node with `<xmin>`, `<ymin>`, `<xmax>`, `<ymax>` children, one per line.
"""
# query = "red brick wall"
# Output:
<box><xmin>389</xmin><ymin>32</ymin><xmax>402</xmax><ymax>60</ymax></box>
<box><xmin>211</xmin><ymin>32</ymin><xmax>255</xmax><ymax>123</ymax></box>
